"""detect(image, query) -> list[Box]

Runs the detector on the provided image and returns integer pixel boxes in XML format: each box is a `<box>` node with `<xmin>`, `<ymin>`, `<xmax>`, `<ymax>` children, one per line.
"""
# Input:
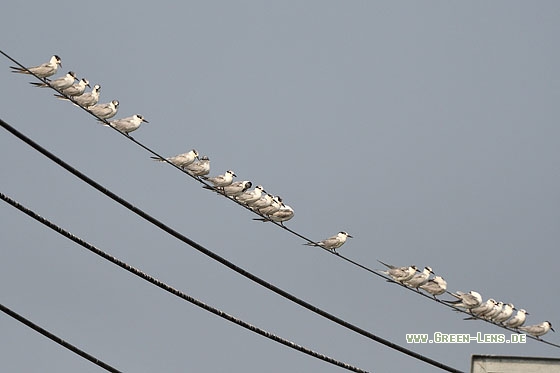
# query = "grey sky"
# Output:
<box><xmin>1</xmin><ymin>2</ymin><xmax>559</xmax><ymax>372</ymax></box>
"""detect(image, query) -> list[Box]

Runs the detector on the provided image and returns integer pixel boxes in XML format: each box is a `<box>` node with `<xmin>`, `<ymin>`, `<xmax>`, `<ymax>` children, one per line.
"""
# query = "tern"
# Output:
<box><xmin>444</xmin><ymin>291</ymin><xmax>482</xmax><ymax>309</ymax></box>
<box><xmin>219</xmin><ymin>181</ymin><xmax>252</xmax><ymax>197</ymax></box>
<box><xmin>105</xmin><ymin>114</ymin><xmax>149</xmax><ymax>135</ymax></box>
<box><xmin>56</xmin><ymin>78</ymin><xmax>90</xmax><ymax>97</ymax></box>
<box><xmin>236</xmin><ymin>185</ymin><xmax>264</xmax><ymax>205</ymax></box>
<box><xmin>420</xmin><ymin>276</ymin><xmax>447</xmax><ymax>298</ymax></box>
<box><xmin>30</xmin><ymin>71</ymin><xmax>77</xmax><ymax>90</ymax></box>
<box><xmin>151</xmin><ymin>149</ymin><xmax>199</xmax><ymax>168</ymax></box>
<box><xmin>202</xmin><ymin>170</ymin><xmax>236</xmax><ymax>188</ymax></box>
<box><xmin>404</xmin><ymin>266</ymin><xmax>434</xmax><ymax>290</ymax></box>
<box><xmin>185</xmin><ymin>156</ymin><xmax>210</xmax><ymax>177</ymax></box>
<box><xmin>89</xmin><ymin>100</ymin><xmax>119</xmax><ymax>119</ymax></box>
<box><xmin>503</xmin><ymin>309</ymin><xmax>528</xmax><ymax>329</ymax></box>
<box><xmin>254</xmin><ymin>202</ymin><xmax>294</xmax><ymax>225</ymax></box>
<box><xmin>491</xmin><ymin>303</ymin><xmax>514</xmax><ymax>324</ymax></box>
<box><xmin>518</xmin><ymin>321</ymin><xmax>554</xmax><ymax>339</ymax></box>
<box><xmin>305</xmin><ymin>231</ymin><xmax>353</xmax><ymax>253</ymax></box>
<box><xmin>378</xmin><ymin>260</ymin><xmax>417</xmax><ymax>283</ymax></box>
<box><xmin>11</xmin><ymin>55</ymin><xmax>61</xmax><ymax>78</ymax></box>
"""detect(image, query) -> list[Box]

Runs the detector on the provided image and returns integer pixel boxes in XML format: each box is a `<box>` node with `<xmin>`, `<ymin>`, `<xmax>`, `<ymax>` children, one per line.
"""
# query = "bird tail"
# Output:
<box><xmin>53</xmin><ymin>93</ymin><xmax>69</xmax><ymax>100</ymax></box>
<box><xmin>303</xmin><ymin>242</ymin><xmax>319</xmax><ymax>246</ymax></box>
<box><xmin>10</xmin><ymin>66</ymin><xmax>28</xmax><ymax>74</ymax></box>
<box><xmin>29</xmin><ymin>82</ymin><xmax>48</xmax><ymax>88</ymax></box>
<box><xmin>150</xmin><ymin>156</ymin><xmax>165</xmax><ymax>162</ymax></box>
<box><xmin>376</xmin><ymin>259</ymin><xmax>394</xmax><ymax>269</ymax></box>
<box><xmin>202</xmin><ymin>185</ymin><xmax>215</xmax><ymax>190</ymax></box>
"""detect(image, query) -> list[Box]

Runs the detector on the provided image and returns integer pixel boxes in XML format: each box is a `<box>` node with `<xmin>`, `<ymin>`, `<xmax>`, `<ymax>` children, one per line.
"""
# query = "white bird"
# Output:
<box><xmin>378</xmin><ymin>260</ymin><xmax>417</xmax><ymax>283</ymax></box>
<box><xmin>184</xmin><ymin>156</ymin><xmax>210</xmax><ymax>177</ymax></box>
<box><xmin>491</xmin><ymin>303</ymin><xmax>515</xmax><ymax>324</ymax></box>
<box><xmin>151</xmin><ymin>149</ymin><xmax>199</xmax><ymax>168</ymax></box>
<box><xmin>203</xmin><ymin>170</ymin><xmax>236</xmax><ymax>188</ymax></box>
<box><xmin>30</xmin><ymin>71</ymin><xmax>77</xmax><ymax>90</ymax></box>
<box><xmin>503</xmin><ymin>309</ymin><xmax>528</xmax><ymax>329</ymax></box>
<box><xmin>519</xmin><ymin>321</ymin><xmax>555</xmax><ymax>338</ymax></box>
<box><xmin>73</xmin><ymin>84</ymin><xmax>101</xmax><ymax>108</ymax></box>
<box><xmin>468</xmin><ymin>299</ymin><xmax>497</xmax><ymax>318</ymax></box>
<box><xmin>11</xmin><ymin>55</ymin><xmax>62</xmax><ymax>78</ymax></box>
<box><xmin>105</xmin><ymin>114</ymin><xmax>149</xmax><ymax>135</ymax></box>
<box><xmin>236</xmin><ymin>185</ymin><xmax>264</xmax><ymax>205</ymax></box>
<box><xmin>249</xmin><ymin>192</ymin><xmax>274</xmax><ymax>210</ymax></box>
<box><xmin>483</xmin><ymin>302</ymin><xmax>504</xmax><ymax>321</ymax></box>
<box><xmin>254</xmin><ymin>202</ymin><xmax>294</xmax><ymax>225</ymax></box>
<box><xmin>88</xmin><ymin>100</ymin><xmax>119</xmax><ymax>119</ymax></box>
<box><xmin>257</xmin><ymin>196</ymin><xmax>282</xmax><ymax>216</ymax></box>
<box><xmin>57</xmin><ymin>78</ymin><xmax>90</xmax><ymax>97</ymax></box>
<box><xmin>444</xmin><ymin>291</ymin><xmax>482</xmax><ymax>309</ymax></box>
<box><xmin>404</xmin><ymin>266</ymin><xmax>434</xmax><ymax>290</ymax></box>
<box><xmin>304</xmin><ymin>231</ymin><xmax>353</xmax><ymax>252</ymax></box>
<box><xmin>220</xmin><ymin>181</ymin><xmax>252</xmax><ymax>197</ymax></box>
<box><xmin>420</xmin><ymin>276</ymin><xmax>447</xmax><ymax>298</ymax></box>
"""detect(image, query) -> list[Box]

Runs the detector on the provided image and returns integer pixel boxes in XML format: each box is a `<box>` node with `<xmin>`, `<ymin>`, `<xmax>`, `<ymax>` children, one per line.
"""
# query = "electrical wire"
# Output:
<box><xmin>0</xmin><ymin>302</ymin><xmax>121</xmax><ymax>372</ymax></box>
<box><xmin>0</xmin><ymin>117</ymin><xmax>465</xmax><ymax>372</ymax></box>
<box><xmin>0</xmin><ymin>191</ymin><xmax>369</xmax><ymax>373</ymax></box>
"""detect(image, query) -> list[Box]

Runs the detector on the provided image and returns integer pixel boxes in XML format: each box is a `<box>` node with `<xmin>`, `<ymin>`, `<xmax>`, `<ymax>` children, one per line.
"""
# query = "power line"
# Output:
<box><xmin>1</xmin><ymin>51</ymin><xmax>557</xmax><ymax>349</ymax></box>
<box><xmin>0</xmin><ymin>191</ymin><xmax>369</xmax><ymax>373</ymax></box>
<box><xmin>0</xmin><ymin>302</ymin><xmax>121</xmax><ymax>372</ymax></box>
<box><xmin>0</xmin><ymin>117</ymin><xmax>465</xmax><ymax>372</ymax></box>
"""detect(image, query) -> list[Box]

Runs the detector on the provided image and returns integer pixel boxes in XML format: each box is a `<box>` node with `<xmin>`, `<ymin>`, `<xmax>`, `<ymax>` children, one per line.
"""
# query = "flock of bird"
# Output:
<box><xmin>9</xmin><ymin>55</ymin><xmax>554</xmax><ymax>342</ymax></box>
<box><xmin>377</xmin><ymin>260</ymin><xmax>554</xmax><ymax>339</ymax></box>
<box><xmin>9</xmin><ymin>55</ymin><xmax>349</xmax><ymax>249</ymax></box>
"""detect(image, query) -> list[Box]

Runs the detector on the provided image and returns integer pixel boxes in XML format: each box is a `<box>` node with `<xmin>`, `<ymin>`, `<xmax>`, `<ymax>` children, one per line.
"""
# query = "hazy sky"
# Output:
<box><xmin>1</xmin><ymin>2</ymin><xmax>559</xmax><ymax>372</ymax></box>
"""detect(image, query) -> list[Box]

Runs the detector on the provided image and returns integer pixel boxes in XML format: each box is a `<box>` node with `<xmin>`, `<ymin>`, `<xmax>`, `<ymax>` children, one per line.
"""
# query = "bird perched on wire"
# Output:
<box><xmin>518</xmin><ymin>321</ymin><xmax>554</xmax><ymax>339</ymax></box>
<box><xmin>249</xmin><ymin>192</ymin><xmax>274</xmax><ymax>211</ymax></box>
<box><xmin>104</xmin><ymin>114</ymin><xmax>149</xmax><ymax>135</ymax></box>
<box><xmin>257</xmin><ymin>196</ymin><xmax>282</xmax><ymax>216</ymax></box>
<box><xmin>443</xmin><ymin>291</ymin><xmax>482</xmax><ymax>310</ymax></box>
<box><xmin>404</xmin><ymin>266</ymin><xmax>434</xmax><ymax>290</ymax></box>
<box><xmin>30</xmin><ymin>71</ymin><xmax>77</xmax><ymax>90</ymax></box>
<box><xmin>11</xmin><ymin>55</ymin><xmax>62</xmax><ymax>78</ymax></box>
<box><xmin>89</xmin><ymin>100</ymin><xmax>119</xmax><ymax>119</ymax></box>
<box><xmin>377</xmin><ymin>260</ymin><xmax>417</xmax><ymax>283</ymax></box>
<box><xmin>202</xmin><ymin>170</ymin><xmax>236</xmax><ymax>188</ymax></box>
<box><xmin>304</xmin><ymin>231</ymin><xmax>353</xmax><ymax>253</ymax></box>
<box><xmin>503</xmin><ymin>309</ymin><xmax>528</xmax><ymax>329</ymax></box>
<box><xmin>56</xmin><ymin>78</ymin><xmax>90</xmax><ymax>97</ymax></box>
<box><xmin>184</xmin><ymin>156</ymin><xmax>210</xmax><ymax>177</ymax></box>
<box><xmin>217</xmin><ymin>180</ymin><xmax>252</xmax><ymax>197</ymax></box>
<box><xmin>236</xmin><ymin>185</ymin><xmax>265</xmax><ymax>205</ymax></box>
<box><xmin>419</xmin><ymin>276</ymin><xmax>447</xmax><ymax>298</ymax></box>
<box><xmin>254</xmin><ymin>201</ymin><xmax>294</xmax><ymax>226</ymax></box>
<box><xmin>56</xmin><ymin>84</ymin><xmax>101</xmax><ymax>108</ymax></box>
<box><xmin>151</xmin><ymin>149</ymin><xmax>199</xmax><ymax>168</ymax></box>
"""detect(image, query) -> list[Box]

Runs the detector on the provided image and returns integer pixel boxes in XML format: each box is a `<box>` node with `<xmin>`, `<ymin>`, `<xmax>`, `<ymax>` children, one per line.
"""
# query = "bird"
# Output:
<box><xmin>236</xmin><ymin>185</ymin><xmax>264</xmax><ymax>205</ymax></box>
<box><xmin>88</xmin><ymin>100</ymin><xmax>119</xmax><ymax>119</ymax></box>
<box><xmin>249</xmin><ymin>192</ymin><xmax>274</xmax><ymax>210</ymax></box>
<box><xmin>184</xmin><ymin>156</ymin><xmax>210</xmax><ymax>177</ymax></box>
<box><xmin>404</xmin><ymin>266</ymin><xmax>434</xmax><ymax>290</ymax></box>
<box><xmin>151</xmin><ymin>149</ymin><xmax>199</xmax><ymax>168</ymax></box>
<box><xmin>56</xmin><ymin>84</ymin><xmax>101</xmax><ymax>108</ymax></box>
<box><xmin>258</xmin><ymin>196</ymin><xmax>282</xmax><ymax>216</ymax></box>
<box><xmin>503</xmin><ymin>309</ymin><xmax>528</xmax><ymax>329</ymax></box>
<box><xmin>56</xmin><ymin>78</ymin><xmax>90</xmax><ymax>97</ymax></box>
<box><xmin>105</xmin><ymin>114</ymin><xmax>149</xmax><ymax>135</ymax></box>
<box><xmin>11</xmin><ymin>55</ymin><xmax>62</xmax><ymax>78</ymax></box>
<box><xmin>254</xmin><ymin>202</ymin><xmax>294</xmax><ymax>225</ymax></box>
<box><xmin>483</xmin><ymin>301</ymin><xmax>504</xmax><ymax>321</ymax></box>
<box><xmin>518</xmin><ymin>321</ymin><xmax>554</xmax><ymax>339</ymax></box>
<box><xmin>304</xmin><ymin>231</ymin><xmax>353</xmax><ymax>253</ymax></box>
<box><xmin>467</xmin><ymin>299</ymin><xmax>497</xmax><ymax>318</ymax></box>
<box><xmin>444</xmin><ymin>291</ymin><xmax>482</xmax><ymax>309</ymax></box>
<box><xmin>491</xmin><ymin>303</ymin><xmax>514</xmax><ymax>324</ymax></box>
<box><xmin>378</xmin><ymin>260</ymin><xmax>417</xmax><ymax>283</ymax></box>
<box><xmin>30</xmin><ymin>71</ymin><xmax>77</xmax><ymax>90</ymax></box>
<box><xmin>420</xmin><ymin>276</ymin><xmax>447</xmax><ymax>298</ymax></box>
<box><xmin>219</xmin><ymin>181</ymin><xmax>252</xmax><ymax>197</ymax></box>
<box><xmin>202</xmin><ymin>170</ymin><xmax>236</xmax><ymax>188</ymax></box>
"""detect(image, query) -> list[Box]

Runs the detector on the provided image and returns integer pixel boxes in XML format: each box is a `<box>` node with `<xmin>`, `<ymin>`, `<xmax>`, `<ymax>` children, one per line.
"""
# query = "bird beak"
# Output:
<box><xmin>86</xmin><ymin>82</ymin><xmax>91</xmax><ymax>88</ymax></box>
<box><xmin>552</xmin><ymin>327</ymin><xmax>556</xmax><ymax>332</ymax></box>
<box><xmin>142</xmin><ymin>118</ymin><xmax>149</xmax><ymax>123</ymax></box>
<box><xmin>347</xmin><ymin>234</ymin><xmax>353</xmax><ymax>238</ymax></box>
